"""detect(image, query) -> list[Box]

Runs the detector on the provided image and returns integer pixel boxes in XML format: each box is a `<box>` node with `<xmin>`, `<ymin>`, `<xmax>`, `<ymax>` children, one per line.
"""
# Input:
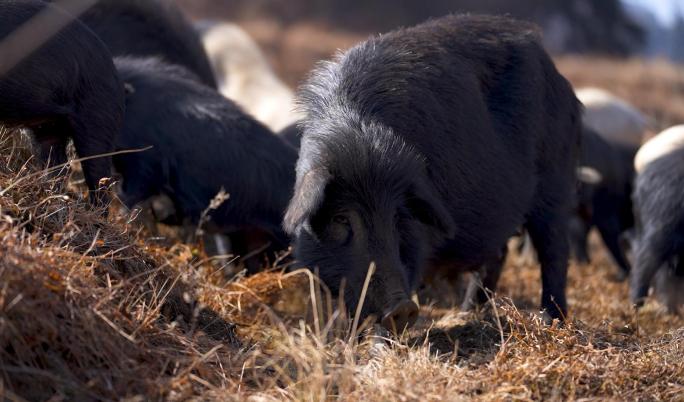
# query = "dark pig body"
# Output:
<box><xmin>570</xmin><ymin>126</ymin><xmax>637</xmax><ymax>278</ymax></box>
<box><xmin>630</xmin><ymin>147</ymin><xmax>684</xmax><ymax>311</ymax></box>
<box><xmin>113</xmin><ymin>57</ymin><xmax>297</xmax><ymax>251</ymax></box>
<box><xmin>285</xmin><ymin>15</ymin><xmax>581</xmax><ymax>330</ymax></box>
<box><xmin>0</xmin><ymin>0</ymin><xmax>124</xmax><ymax>204</ymax></box>
<box><xmin>279</xmin><ymin>121</ymin><xmax>303</xmax><ymax>149</ymax></box>
<box><xmin>57</xmin><ymin>0</ymin><xmax>217</xmax><ymax>88</ymax></box>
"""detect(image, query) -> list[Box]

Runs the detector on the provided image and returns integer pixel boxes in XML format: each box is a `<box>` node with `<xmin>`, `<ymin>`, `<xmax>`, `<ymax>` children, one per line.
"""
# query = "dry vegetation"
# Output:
<box><xmin>2</xmin><ymin>20</ymin><xmax>684</xmax><ymax>402</ymax></box>
<box><xmin>1</xmin><ymin>120</ymin><xmax>683</xmax><ymax>400</ymax></box>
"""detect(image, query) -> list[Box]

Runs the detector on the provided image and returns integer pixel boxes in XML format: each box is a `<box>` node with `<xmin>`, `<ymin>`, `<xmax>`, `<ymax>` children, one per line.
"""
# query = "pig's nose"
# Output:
<box><xmin>381</xmin><ymin>299</ymin><xmax>419</xmax><ymax>332</ymax></box>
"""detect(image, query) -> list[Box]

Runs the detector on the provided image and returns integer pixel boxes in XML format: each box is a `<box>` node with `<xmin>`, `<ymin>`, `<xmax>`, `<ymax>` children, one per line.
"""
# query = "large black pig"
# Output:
<box><xmin>630</xmin><ymin>147</ymin><xmax>684</xmax><ymax>311</ymax></box>
<box><xmin>570</xmin><ymin>126</ymin><xmax>637</xmax><ymax>279</ymax></box>
<box><xmin>112</xmin><ymin>57</ymin><xmax>297</xmax><ymax>262</ymax></box>
<box><xmin>0</xmin><ymin>0</ymin><xmax>124</xmax><ymax>205</ymax></box>
<box><xmin>284</xmin><ymin>15</ymin><xmax>581</xmax><ymax>331</ymax></box>
<box><xmin>51</xmin><ymin>0</ymin><xmax>217</xmax><ymax>88</ymax></box>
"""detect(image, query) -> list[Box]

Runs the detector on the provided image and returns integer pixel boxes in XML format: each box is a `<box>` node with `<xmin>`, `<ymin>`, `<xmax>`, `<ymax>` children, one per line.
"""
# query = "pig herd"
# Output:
<box><xmin>1</xmin><ymin>0</ymin><xmax>682</xmax><ymax>333</ymax></box>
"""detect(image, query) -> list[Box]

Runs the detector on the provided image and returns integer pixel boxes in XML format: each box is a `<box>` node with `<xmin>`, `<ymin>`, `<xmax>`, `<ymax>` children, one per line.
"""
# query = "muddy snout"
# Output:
<box><xmin>381</xmin><ymin>299</ymin><xmax>419</xmax><ymax>332</ymax></box>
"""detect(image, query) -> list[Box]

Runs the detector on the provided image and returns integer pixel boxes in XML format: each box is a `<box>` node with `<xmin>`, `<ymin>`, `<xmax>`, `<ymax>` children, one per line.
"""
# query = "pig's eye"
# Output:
<box><xmin>332</xmin><ymin>214</ymin><xmax>350</xmax><ymax>226</ymax></box>
<box><xmin>327</xmin><ymin>213</ymin><xmax>352</xmax><ymax>244</ymax></box>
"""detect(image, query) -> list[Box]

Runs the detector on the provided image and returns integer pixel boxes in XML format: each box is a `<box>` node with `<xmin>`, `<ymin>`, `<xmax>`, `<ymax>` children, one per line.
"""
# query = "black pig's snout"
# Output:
<box><xmin>381</xmin><ymin>299</ymin><xmax>419</xmax><ymax>332</ymax></box>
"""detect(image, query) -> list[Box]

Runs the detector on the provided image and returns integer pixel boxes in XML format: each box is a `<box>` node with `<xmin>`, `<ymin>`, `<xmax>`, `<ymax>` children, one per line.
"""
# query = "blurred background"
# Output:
<box><xmin>177</xmin><ymin>0</ymin><xmax>684</xmax><ymax>129</ymax></box>
<box><xmin>178</xmin><ymin>0</ymin><xmax>682</xmax><ymax>57</ymax></box>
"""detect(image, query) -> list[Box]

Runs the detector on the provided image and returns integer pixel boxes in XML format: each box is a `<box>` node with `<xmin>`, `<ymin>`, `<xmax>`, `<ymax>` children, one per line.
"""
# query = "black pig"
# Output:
<box><xmin>279</xmin><ymin>121</ymin><xmax>303</xmax><ymax>149</ymax></box>
<box><xmin>112</xmin><ymin>57</ymin><xmax>297</xmax><ymax>260</ymax></box>
<box><xmin>0</xmin><ymin>0</ymin><xmax>124</xmax><ymax>204</ymax></box>
<box><xmin>570</xmin><ymin>126</ymin><xmax>637</xmax><ymax>279</ymax></box>
<box><xmin>630</xmin><ymin>147</ymin><xmax>684</xmax><ymax>310</ymax></box>
<box><xmin>284</xmin><ymin>15</ymin><xmax>581</xmax><ymax>331</ymax></box>
<box><xmin>51</xmin><ymin>0</ymin><xmax>217</xmax><ymax>88</ymax></box>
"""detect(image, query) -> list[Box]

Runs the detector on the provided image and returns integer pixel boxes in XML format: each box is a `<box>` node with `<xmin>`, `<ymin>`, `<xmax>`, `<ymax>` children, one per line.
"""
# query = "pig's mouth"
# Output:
<box><xmin>380</xmin><ymin>298</ymin><xmax>419</xmax><ymax>333</ymax></box>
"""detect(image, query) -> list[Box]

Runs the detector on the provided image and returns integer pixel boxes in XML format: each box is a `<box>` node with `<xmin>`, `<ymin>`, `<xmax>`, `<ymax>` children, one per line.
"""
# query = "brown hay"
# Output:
<box><xmin>0</xmin><ymin>129</ymin><xmax>239</xmax><ymax>400</ymax></box>
<box><xmin>1</xmin><ymin>65</ymin><xmax>683</xmax><ymax>401</ymax></box>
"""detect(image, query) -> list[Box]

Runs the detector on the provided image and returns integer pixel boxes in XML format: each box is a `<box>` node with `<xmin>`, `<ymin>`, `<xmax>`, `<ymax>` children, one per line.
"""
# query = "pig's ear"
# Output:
<box><xmin>407</xmin><ymin>181</ymin><xmax>455</xmax><ymax>238</ymax></box>
<box><xmin>283</xmin><ymin>168</ymin><xmax>332</xmax><ymax>236</ymax></box>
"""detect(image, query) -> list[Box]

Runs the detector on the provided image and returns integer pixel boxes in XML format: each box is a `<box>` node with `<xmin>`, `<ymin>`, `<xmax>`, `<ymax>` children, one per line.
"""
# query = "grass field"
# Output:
<box><xmin>1</xmin><ymin>23</ymin><xmax>684</xmax><ymax>400</ymax></box>
<box><xmin>1</xmin><ymin>129</ymin><xmax>683</xmax><ymax>400</ymax></box>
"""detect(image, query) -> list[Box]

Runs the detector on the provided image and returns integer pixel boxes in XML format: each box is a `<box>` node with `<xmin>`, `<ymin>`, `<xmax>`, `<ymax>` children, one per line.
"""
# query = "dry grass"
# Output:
<box><xmin>1</xmin><ymin>32</ymin><xmax>684</xmax><ymax>400</ymax></box>
<box><xmin>0</xmin><ymin>126</ymin><xmax>683</xmax><ymax>401</ymax></box>
<box><xmin>0</xmin><ymin>130</ymin><xmax>240</xmax><ymax>400</ymax></box>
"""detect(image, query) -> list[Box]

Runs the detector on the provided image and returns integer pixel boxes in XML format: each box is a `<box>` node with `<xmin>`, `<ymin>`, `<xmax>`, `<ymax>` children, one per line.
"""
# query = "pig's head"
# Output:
<box><xmin>284</xmin><ymin>121</ymin><xmax>455</xmax><ymax>331</ymax></box>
